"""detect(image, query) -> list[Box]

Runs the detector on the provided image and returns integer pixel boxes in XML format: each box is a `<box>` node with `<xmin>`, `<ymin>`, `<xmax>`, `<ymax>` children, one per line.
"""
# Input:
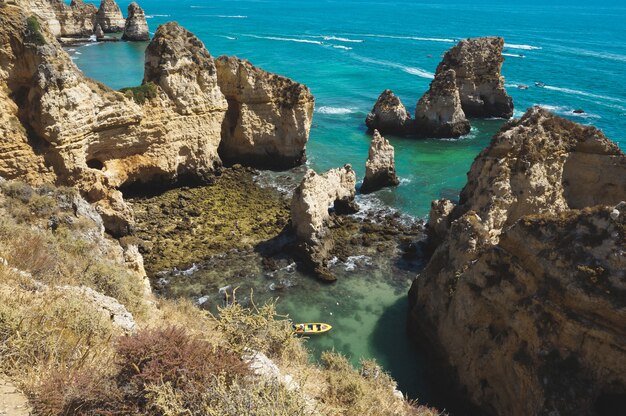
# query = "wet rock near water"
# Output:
<box><xmin>365</xmin><ymin>90</ymin><xmax>413</xmax><ymax>136</ymax></box>
<box><xmin>122</xmin><ymin>2</ymin><xmax>149</xmax><ymax>41</ymax></box>
<box><xmin>361</xmin><ymin>130</ymin><xmax>399</xmax><ymax>194</ymax></box>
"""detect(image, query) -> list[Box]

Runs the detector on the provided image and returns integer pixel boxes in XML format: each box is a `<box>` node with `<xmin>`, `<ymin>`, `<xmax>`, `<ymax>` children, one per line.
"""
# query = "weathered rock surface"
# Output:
<box><xmin>0</xmin><ymin>5</ymin><xmax>312</xmax><ymax>236</ymax></box>
<box><xmin>436</xmin><ymin>36</ymin><xmax>513</xmax><ymax>118</ymax></box>
<box><xmin>122</xmin><ymin>1</ymin><xmax>148</xmax><ymax>41</ymax></box>
<box><xmin>215</xmin><ymin>55</ymin><xmax>315</xmax><ymax>169</ymax></box>
<box><xmin>414</xmin><ymin>69</ymin><xmax>470</xmax><ymax>138</ymax></box>
<box><xmin>361</xmin><ymin>130</ymin><xmax>399</xmax><ymax>194</ymax></box>
<box><xmin>24</xmin><ymin>0</ymin><xmax>97</xmax><ymax>37</ymax></box>
<box><xmin>365</xmin><ymin>89</ymin><xmax>412</xmax><ymax>136</ymax></box>
<box><xmin>291</xmin><ymin>165</ymin><xmax>357</xmax><ymax>280</ymax></box>
<box><xmin>95</xmin><ymin>0</ymin><xmax>125</xmax><ymax>33</ymax></box>
<box><xmin>408</xmin><ymin>107</ymin><xmax>626</xmax><ymax>415</ymax></box>
<box><xmin>94</xmin><ymin>22</ymin><xmax>104</xmax><ymax>39</ymax></box>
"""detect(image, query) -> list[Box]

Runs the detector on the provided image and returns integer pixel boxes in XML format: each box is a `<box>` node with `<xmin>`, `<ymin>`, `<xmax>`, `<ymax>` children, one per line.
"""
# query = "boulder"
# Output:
<box><xmin>95</xmin><ymin>0</ymin><xmax>125</xmax><ymax>33</ymax></box>
<box><xmin>291</xmin><ymin>165</ymin><xmax>357</xmax><ymax>280</ymax></box>
<box><xmin>437</xmin><ymin>36</ymin><xmax>513</xmax><ymax>118</ymax></box>
<box><xmin>215</xmin><ymin>55</ymin><xmax>315</xmax><ymax>169</ymax></box>
<box><xmin>365</xmin><ymin>89</ymin><xmax>412</xmax><ymax>136</ymax></box>
<box><xmin>414</xmin><ymin>69</ymin><xmax>470</xmax><ymax>138</ymax></box>
<box><xmin>408</xmin><ymin>107</ymin><xmax>626</xmax><ymax>415</ymax></box>
<box><xmin>122</xmin><ymin>2</ymin><xmax>149</xmax><ymax>41</ymax></box>
<box><xmin>361</xmin><ymin>130</ymin><xmax>399</xmax><ymax>194</ymax></box>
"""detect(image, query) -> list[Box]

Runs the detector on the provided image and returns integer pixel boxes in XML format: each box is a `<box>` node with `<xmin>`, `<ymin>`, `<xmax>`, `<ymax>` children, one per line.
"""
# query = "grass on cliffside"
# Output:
<box><xmin>26</xmin><ymin>16</ymin><xmax>46</xmax><ymax>46</ymax></box>
<box><xmin>120</xmin><ymin>82</ymin><xmax>158</xmax><ymax>104</ymax></box>
<box><xmin>0</xmin><ymin>179</ymin><xmax>438</xmax><ymax>415</ymax></box>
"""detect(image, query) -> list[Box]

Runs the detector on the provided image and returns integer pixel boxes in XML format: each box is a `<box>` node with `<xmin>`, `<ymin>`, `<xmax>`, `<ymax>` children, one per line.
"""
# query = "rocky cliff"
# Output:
<box><xmin>365</xmin><ymin>89</ymin><xmax>412</xmax><ymax>136</ymax></box>
<box><xmin>95</xmin><ymin>0</ymin><xmax>125</xmax><ymax>33</ymax></box>
<box><xmin>122</xmin><ymin>2</ymin><xmax>148</xmax><ymax>41</ymax></box>
<box><xmin>361</xmin><ymin>130</ymin><xmax>399</xmax><ymax>194</ymax></box>
<box><xmin>0</xmin><ymin>5</ymin><xmax>313</xmax><ymax>236</ymax></box>
<box><xmin>23</xmin><ymin>0</ymin><xmax>97</xmax><ymax>37</ymax></box>
<box><xmin>414</xmin><ymin>69</ymin><xmax>470</xmax><ymax>138</ymax></box>
<box><xmin>291</xmin><ymin>165</ymin><xmax>357</xmax><ymax>280</ymax></box>
<box><xmin>215</xmin><ymin>55</ymin><xmax>315</xmax><ymax>169</ymax></box>
<box><xmin>436</xmin><ymin>36</ymin><xmax>513</xmax><ymax>118</ymax></box>
<box><xmin>408</xmin><ymin>107</ymin><xmax>626</xmax><ymax>415</ymax></box>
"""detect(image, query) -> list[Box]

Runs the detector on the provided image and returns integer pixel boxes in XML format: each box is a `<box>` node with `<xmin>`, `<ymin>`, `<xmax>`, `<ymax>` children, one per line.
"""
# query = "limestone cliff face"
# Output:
<box><xmin>23</xmin><ymin>0</ymin><xmax>97</xmax><ymax>37</ymax></box>
<box><xmin>437</xmin><ymin>36</ymin><xmax>513</xmax><ymax>118</ymax></box>
<box><xmin>215</xmin><ymin>55</ymin><xmax>314</xmax><ymax>169</ymax></box>
<box><xmin>361</xmin><ymin>130</ymin><xmax>399</xmax><ymax>194</ymax></box>
<box><xmin>365</xmin><ymin>89</ymin><xmax>412</xmax><ymax>136</ymax></box>
<box><xmin>408</xmin><ymin>107</ymin><xmax>626</xmax><ymax>415</ymax></box>
<box><xmin>95</xmin><ymin>0</ymin><xmax>125</xmax><ymax>33</ymax></box>
<box><xmin>122</xmin><ymin>2</ymin><xmax>148</xmax><ymax>41</ymax></box>
<box><xmin>414</xmin><ymin>69</ymin><xmax>470</xmax><ymax>138</ymax></box>
<box><xmin>0</xmin><ymin>5</ymin><xmax>313</xmax><ymax>236</ymax></box>
<box><xmin>291</xmin><ymin>165</ymin><xmax>357</xmax><ymax>280</ymax></box>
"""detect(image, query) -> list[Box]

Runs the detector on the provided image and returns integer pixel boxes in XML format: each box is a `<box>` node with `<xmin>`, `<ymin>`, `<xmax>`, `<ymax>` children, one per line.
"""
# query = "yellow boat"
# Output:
<box><xmin>292</xmin><ymin>323</ymin><xmax>332</xmax><ymax>334</ymax></box>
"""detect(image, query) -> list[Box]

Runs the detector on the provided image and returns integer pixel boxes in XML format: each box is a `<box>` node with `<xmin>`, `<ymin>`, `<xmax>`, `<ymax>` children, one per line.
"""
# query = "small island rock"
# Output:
<box><xmin>361</xmin><ymin>130</ymin><xmax>399</xmax><ymax>194</ymax></box>
<box><xmin>122</xmin><ymin>2</ymin><xmax>149</xmax><ymax>41</ymax></box>
<box><xmin>365</xmin><ymin>89</ymin><xmax>412</xmax><ymax>136</ymax></box>
<box><xmin>95</xmin><ymin>0</ymin><xmax>125</xmax><ymax>33</ymax></box>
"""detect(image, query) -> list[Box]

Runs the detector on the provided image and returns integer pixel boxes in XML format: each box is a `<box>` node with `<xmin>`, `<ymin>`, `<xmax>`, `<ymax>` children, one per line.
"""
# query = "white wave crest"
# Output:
<box><xmin>218</xmin><ymin>35</ymin><xmax>237</xmax><ymax>40</ymax></box>
<box><xmin>317</xmin><ymin>106</ymin><xmax>355</xmax><ymax>115</ymax></box>
<box><xmin>352</xmin><ymin>55</ymin><xmax>434</xmax><ymax>79</ymax></box>
<box><xmin>344</xmin><ymin>255</ymin><xmax>372</xmax><ymax>272</ymax></box>
<box><xmin>332</xmin><ymin>45</ymin><xmax>352</xmax><ymax>50</ymax></box>
<box><xmin>242</xmin><ymin>34</ymin><xmax>323</xmax><ymax>45</ymax></box>
<box><xmin>504</xmin><ymin>43</ymin><xmax>542</xmax><ymax>50</ymax></box>
<box><xmin>543</xmin><ymin>85</ymin><xmax>625</xmax><ymax>104</ymax></box>
<box><xmin>145</xmin><ymin>14</ymin><xmax>170</xmax><ymax>19</ymax></box>
<box><xmin>322</xmin><ymin>36</ymin><xmax>364</xmax><ymax>43</ymax></box>
<box><xmin>203</xmin><ymin>15</ymin><xmax>247</xmax><ymax>18</ymax></box>
<box><xmin>553</xmin><ymin>46</ymin><xmax>626</xmax><ymax>63</ymax></box>
<box><xmin>503</xmin><ymin>53</ymin><xmax>525</xmax><ymax>58</ymax></box>
<box><xmin>536</xmin><ymin>104</ymin><xmax>601</xmax><ymax>119</ymax></box>
<box><xmin>349</xmin><ymin>33</ymin><xmax>455</xmax><ymax>43</ymax></box>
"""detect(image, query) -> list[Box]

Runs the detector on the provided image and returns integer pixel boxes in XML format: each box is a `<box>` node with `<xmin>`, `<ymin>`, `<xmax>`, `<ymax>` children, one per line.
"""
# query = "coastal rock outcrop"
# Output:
<box><xmin>215</xmin><ymin>56</ymin><xmax>315</xmax><ymax>169</ymax></box>
<box><xmin>122</xmin><ymin>2</ymin><xmax>149</xmax><ymax>41</ymax></box>
<box><xmin>24</xmin><ymin>0</ymin><xmax>98</xmax><ymax>37</ymax></box>
<box><xmin>365</xmin><ymin>89</ymin><xmax>412</xmax><ymax>136</ymax></box>
<box><xmin>95</xmin><ymin>0</ymin><xmax>125</xmax><ymax>33</ymax></box>
<box><xmin>291</xmin><ymin>165</ymin><xmax>357</xmax><ymax>280</ymax></box>
<box><xmin>408</xmin><ymin>107</ymin><xmax>626</xmax><ymax>415</ymax></box>
<box><xmin>94</xmin><ymin>22</ymin><xmax>104</xmax><ymax>40</ymax></box>
<box><xmin>437</xmin><ymin>36</ymin><xmax>513</xmax><ymax>118</ymax></box>
<box><xmin>361</xmin><ymin>130</ymin><xmax>399</xmax><ymax>194</ymax></box>
<box><xmin>414</xmin><ymin>69</ymin><xmax>470</xmax><ymax>138</ymax></box>
<box><xmin>0</xmin><ymin>5</ymin><xmax>313</xmax><ymax>236</ymax></box>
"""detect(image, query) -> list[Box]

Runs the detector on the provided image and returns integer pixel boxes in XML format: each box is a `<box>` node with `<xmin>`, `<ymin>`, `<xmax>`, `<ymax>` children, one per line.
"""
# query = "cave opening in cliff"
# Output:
<box><xmin>119</xmin><ymin>173</ymin><xmax>211</xmax><ymax>199</ymax></box>
<box><xmin>86</xmin><ymin>158</ymin><xmax>104</xmax><ymax>170</ymax></box>
<box><xmin>594</xmin><ymin>392</ymin><xmax>626</xmax><ymax>416</ymax></box>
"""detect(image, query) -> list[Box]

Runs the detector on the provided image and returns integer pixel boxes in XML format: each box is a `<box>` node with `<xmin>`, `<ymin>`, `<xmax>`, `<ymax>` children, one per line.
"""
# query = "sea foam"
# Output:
<box><xmin>317</xmin><ymin>106</ymin><xmax>356</xmax><ymax>115</ymax></box>
<box><xmin>242</xmin><ymin>34</ymin><xmax>323</xmax><ymax>45</ymax></box>
<box><xmin>352</xmin><ymin>55</ymin><xmax>434</xmax><ymax>79</ymax></box>
<box><xmin>504</xmin><ymin>43</ymin><xmax>542</xmax><ymax>50</ymax></box>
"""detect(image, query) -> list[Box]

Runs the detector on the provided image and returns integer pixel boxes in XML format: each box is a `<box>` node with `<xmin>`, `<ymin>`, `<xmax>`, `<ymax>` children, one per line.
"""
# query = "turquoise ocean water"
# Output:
<box><xmin>68</xmin><ymin>0</ymin><xmax>626</xmax><ymax>406</ymax></box>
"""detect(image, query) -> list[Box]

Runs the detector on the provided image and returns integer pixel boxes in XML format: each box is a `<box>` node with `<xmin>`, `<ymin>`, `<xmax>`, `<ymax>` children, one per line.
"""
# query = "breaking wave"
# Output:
<box><xmin>316</xmin><ymin>106</ymin><xmax>356</xmax><ymax>115</ymax></box>
<box><xmin>504</xmin><ymin>43</ymin><xmax>542</xmax><ymax>50</ymax></box>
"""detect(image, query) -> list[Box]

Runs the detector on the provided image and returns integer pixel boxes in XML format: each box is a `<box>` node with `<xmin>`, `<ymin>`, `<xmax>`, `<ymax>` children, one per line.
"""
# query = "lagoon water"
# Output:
<box><xmin>70</xmin><ymin>0</ymin><xmax>626</xmax><ymax>406</ymax></box>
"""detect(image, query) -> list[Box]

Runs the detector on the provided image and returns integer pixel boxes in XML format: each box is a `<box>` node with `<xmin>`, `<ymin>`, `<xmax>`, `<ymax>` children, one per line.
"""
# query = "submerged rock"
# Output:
<box><xmin>95</xmin><ymin>0</ymin><xmax>125</xmax><ymax>33</ymax></box>
<box><xmin>291</xmin><ymin>165</ymin><xmax>357</xmax><ymax>280</ymax></box>
<box><xmin>361</xmin><ymin>130</ymin><xmax>399</xmax><ymax>194</ymax></box>
<box><xmin>122</xmin><ymin>2</ymin><xmax>149</xmax><ymax>41</ymax></box>
<box><xmin>408</xmin><ymin>107</ymin><xmax>626</xmax><ymax>415</ymax></box>
<box><xmin>414</xmin><ymin>69</ymin><xmax>470</xmax><ymax>138</ymax></box>
<box><xmin>365</xmin><ymin>89</ymin><xmax>412</xmax><ymax>136</ymax></box>
<box><xmin>215</xmin><ymin>56</ymin><xmax>315</xmax><ymax>169</ymax></box>
<box><xmin>436</xmin><ymin>36</ymin><xmax>513</xmax><ymax>118</ymax></box>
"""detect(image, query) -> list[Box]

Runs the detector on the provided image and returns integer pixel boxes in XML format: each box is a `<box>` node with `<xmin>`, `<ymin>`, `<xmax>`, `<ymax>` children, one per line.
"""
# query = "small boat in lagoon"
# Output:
<box><xmin>292</xmin><ymin>323</ymin><xmax>332</xmax><ymax>334</ymax></box>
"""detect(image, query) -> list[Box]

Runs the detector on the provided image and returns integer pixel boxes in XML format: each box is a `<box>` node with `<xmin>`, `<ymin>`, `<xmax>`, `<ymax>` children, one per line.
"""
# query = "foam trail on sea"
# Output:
<box><xmin>317</xmin><ymin>106</ymin><xmax>356</xmax><ymax>115</ymax></box>
<box><xmin>543</xmin><ymin>85</ymin><xmax>625</xmax><ymax>104</ymax></box>
<box><xmin>332</xmin><ymin>45</ymin><xmax>352</xmax><ymax>50</ymax></box>
<box><xmin>145</xmin><ymin>14</ymin><xmax>170</xmax><ymax>19</ymax></box>
<box><xmin>346</xmin><ymin>33</ymin><xmax>455</xmax><ymax>43</ymax></box>
<box><xmin>536</xmin><ymin>104</ymin><xmax>601</xmax><ymax>119</ymax></box>
<box><xmin>202</xmin><ymin>15</ymin><xmax>248</xmax><ymax>19</ymax></box>
<box><xmin>321</xmin><ymin>35</ymin><xmax>364</xmax><ymax>43</ymax></box>
<box><xmin>504</xmin><ymin>43</ymin><xmax>542</xmax><ymax>50</ymax></box>
<box><xmin>550</xmin><ymin>45</ymin><xmax>626</xmax><ymax>63</ymax></box>
<box><xmin>242</xmin><ymin>34</ymin><xmax>323</xmax><ymax>45</ymax></box>
<box><xmin>351</xmin><ymin>55</ymin><xmax>434</xmax><ymax>79</ymax></box>
<box><xmin>503</xmin><ymin>53</ymin><xmax>525</xmax><ymax>58</ymax></box>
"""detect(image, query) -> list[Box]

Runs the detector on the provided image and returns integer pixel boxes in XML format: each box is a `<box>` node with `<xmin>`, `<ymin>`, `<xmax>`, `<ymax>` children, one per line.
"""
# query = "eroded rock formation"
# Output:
<box><xmin>414</xmin><ymin>69</ymin><xmax>470</xmax><ymax>138</ymax></box>
<box><xmin>95</xmin><ymin>0</ymin><xmax>125</xmax><ymax>33</ymax></box>
<box><xmin>215</xmin><ymin>56</ymin><xmax>315</xmax><ymax>168</ymax></box>
<box><xmin>365</xmin><ymin>89</ymin><xmax>412</xmax><ymax>136</ymax></box>
<box><xmin>408</xmin><ymin>107</ymin><xmax>626</xmax><ymax>415</ymax></box>
<box><xmin>361</xmin><ymin>130</ymin><xmax>399</xmax><ymax>194</ymax></box>
<box><xmin>122</xmin><ymin>2</ymin><xmax>148</xmax><ymax>41</ymax></box>
<box><xmin>436</xmin><ymin>36</ymin><xmax>513</xmax><ymax>118</ymax></box>
<box><xmin>94</xmin><ymin>22</ymin><xmax>104</xmax><ymax>40</ymax></box>
<box><xmin>23</xmin><ymin>0</ymin><xmax>97</xmax><ymax>37</ymax></box>
<box><xmin>0</xmin><ymin>5</ymin><xmax>313</xmax><ymax>236</ymax></box>
<box><xmin>291</xmin><ymin>165</ymin><xmax>357</xmax><ymax>280</ymax></box>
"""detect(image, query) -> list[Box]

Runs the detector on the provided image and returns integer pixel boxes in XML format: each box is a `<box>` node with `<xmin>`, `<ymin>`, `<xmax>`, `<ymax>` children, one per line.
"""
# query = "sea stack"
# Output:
<box><xmin>122</xmin><ymin>2</ymin><xmax>149</xmax><ymax>41</ymax></box>
<box><xmin>291</xmin><ymin>165</ymin><xmax>358</xmax><ymax>280</ymax></box>
<box><xmin>361</xmin><ymin>130</ymin><xmax>399</xmax><ymax>194</ymax></box>
<box><xmin>215</xmin><ymin>55</ymin><xmax>315</xmax><ymax>169</ymax></box>
<box><xmin>437</xmin><ymin>36</ymin><xmax>514</xmax><ymax>118</ymax></box>
<box><xmin>414</xmin><ymin>69</ymin><xmax>470</xmax><ymax>138</ymax></box>
<box><xmin>365</xmin><ymin>89</ymin><xmax>412</xmax><ymax>136</ymax></box>
<box><xmin>408</xmin><ymin>107</ymin><xmax>626</xmax><ymax>415</ymax></box>
<box><xmin>94</xmin><ymin>23</ymin><xmax>104</xmax><ymax>40</ymax></box>
<box><xmin>95</xmin><ymin>0</ymin><xmax>125</xmax><ymax>33</ymax></box>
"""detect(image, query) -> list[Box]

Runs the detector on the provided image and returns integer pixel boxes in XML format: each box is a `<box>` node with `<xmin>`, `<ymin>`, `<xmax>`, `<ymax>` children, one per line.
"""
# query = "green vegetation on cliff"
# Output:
<box><xmin>120</xmin><ymin>82</ymin><xmax>158</xmax><ymax>104</ymax></box>
<box><xmin>26</xmin><ymin>16</ymin><xmax>45</xmax><ymax>46</ymax></box>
